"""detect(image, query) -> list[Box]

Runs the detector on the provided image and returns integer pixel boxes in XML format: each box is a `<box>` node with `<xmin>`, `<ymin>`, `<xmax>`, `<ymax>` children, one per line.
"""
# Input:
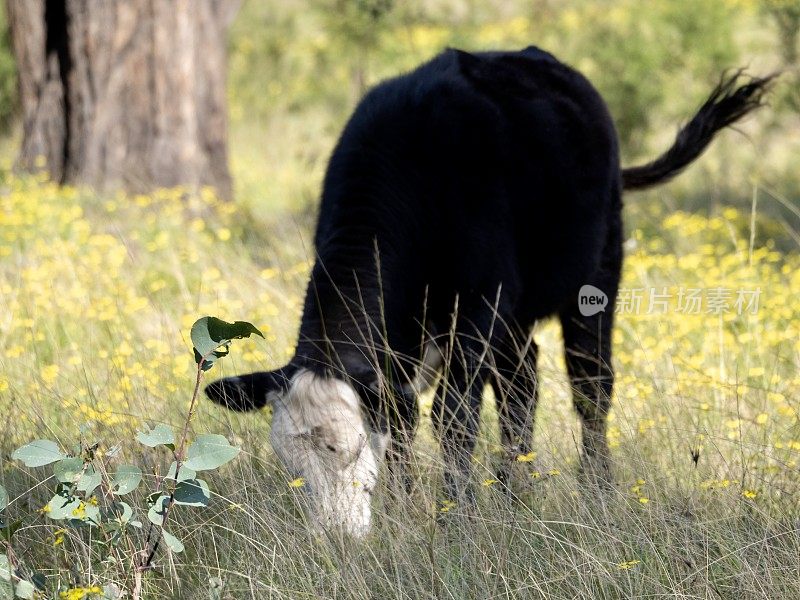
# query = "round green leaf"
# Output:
<box><xmin>173</xmin><ymin>479</ymin><xmax>210</xmax><ymax>507</ymax></box>
<box><xmin>53</xmin><ymin>457</ymin><xmax>85</xmax><ymax>483</ymax></box>
<box><xmin>166</xmin><ymin>461</ymin><xmax>196</xmax><ymax>483</ymax></box>
<box><xmin>77</xmin><ymin>466</ymin><xmax>102</xmax><ymax>496</ymax></box>
<box><xmin>161</xmin><ymin>529</ymin><xmax>184</xmax><ymax>553</ymax></box>
<box><xmin>45</xmin><ymin>494</ymin><xmax>81</xmax><ymax>521</ymax></box>
<box><xmin>191</xmin><ymin>317</ymin><xmax>221</xmax><ymax>357</ymax></box>
<box><xmin>15</xmin><ymin>580</ymin><xmax>34</xmax><ymax>599</ymax></box>
<box><xmin>115</xmin><ymin>502</ymin><xmax>133</xmax><ymax>524</ymax></box>
<box><xmin>0</xmin><ymin>554</ymin><xmax>9</xmax><ymax>581</ymax></box>
<box><xmin>103</xmin><ymin>501</ymin><xmax>133</xmax><ymax>524</ymax></box>
<box><xmin>103</xmin><ymin>583</ymin><xmax>123</xmax><ymax>599</ymax></box>
<box><xmin>11</xmin><ymin>440</ymin><xmax>65</xmax><ymax>467</ymax></box>
<box><xmin>112</xmin><ymin>465</ymin><xmax>142</xmax><ymax>495</ymax></box>
<box><xmin>0</xmin><ymin>486</ymin><xmax>7</xmax><ymax>511</ymax></box>
<box><xmin>191</xmin><ymin>316</ymin><xmax>264</xmax><ymax>370</ymax></box>
<box><xmin>136</xmin><ymin>424</ymin><xmax>175</xmax><ymax>448</ymax></box>
<box><xmin>147</xmin><ymin>495</ymin><xmax>171</xmax><ymax>527</ymax></box>
<box><xmin>83</xmin><ymin>502</ymin><xmax>101</xmax><ymax>525</ymax></box>
<box><xmin>184</xmin><ymin>435</ymin><xmax>240</xmax><ymax>471</ymax></box>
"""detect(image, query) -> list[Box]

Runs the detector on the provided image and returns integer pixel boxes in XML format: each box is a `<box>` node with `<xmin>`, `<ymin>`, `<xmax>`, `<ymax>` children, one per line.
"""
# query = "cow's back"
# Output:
<box><xmin>313</xmin><ymin>47</ymin><xmax>621</xmax><ymax>345</ymax></box>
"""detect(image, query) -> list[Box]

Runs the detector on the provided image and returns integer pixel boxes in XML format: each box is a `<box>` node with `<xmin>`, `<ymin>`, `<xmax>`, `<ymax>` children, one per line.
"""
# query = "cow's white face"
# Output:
<box><xmin>269</xmin><ymin>370</ymin><xmax>382</xmax><ymax>538</ymax></box>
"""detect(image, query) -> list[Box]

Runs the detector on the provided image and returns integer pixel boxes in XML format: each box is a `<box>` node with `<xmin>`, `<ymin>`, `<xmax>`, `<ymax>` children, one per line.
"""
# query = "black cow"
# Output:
<box><xmin>206</xmin><ymin>47</ymin><xmax>771</xmax><ymax>537</ymax></box>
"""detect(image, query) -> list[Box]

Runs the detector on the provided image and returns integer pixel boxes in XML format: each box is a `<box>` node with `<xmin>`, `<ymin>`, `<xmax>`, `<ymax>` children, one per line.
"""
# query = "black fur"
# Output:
<box><xmin>206</xmin><ymin>47</ymin><xmax>770</xmax><ymax>493</ymax></box>
<box><xmin>205</xmin><ymin>367</ymin><xmax>296</xmax><ymax>411</ymax></box>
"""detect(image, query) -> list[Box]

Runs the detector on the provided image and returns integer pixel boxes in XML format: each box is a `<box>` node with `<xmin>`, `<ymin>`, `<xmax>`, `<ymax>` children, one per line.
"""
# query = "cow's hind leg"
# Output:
<box><xmin>559</xmin><ymin>309</ymin><xmax>614</xmax><ymax>482</ymax></box>
<box><xmin>490</xmin><ymin>334</ymin><xmax>538</xmax><ymax>487</ymax></box>
<box><xmin>559</xmin><ymin>214</ymin><xmax>622</xmax><ymax>484</ymax></box>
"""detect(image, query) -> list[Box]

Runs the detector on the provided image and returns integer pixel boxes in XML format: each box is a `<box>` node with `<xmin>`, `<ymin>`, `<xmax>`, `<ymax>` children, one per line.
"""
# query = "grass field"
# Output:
<box><xmin>1</xmin><ymin>0</ymin><xmax>799</xmax><ymax>597</ymax></box>
<box><xmin>0</xmin><ymin>168</ymin><xmax>798</xmax><ymax>598</ymax></box>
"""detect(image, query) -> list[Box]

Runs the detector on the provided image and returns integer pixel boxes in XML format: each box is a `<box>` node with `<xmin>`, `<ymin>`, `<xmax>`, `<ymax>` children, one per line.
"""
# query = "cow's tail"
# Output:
<box><xmin>621</xmin><ymin>70</ymin><xmax>775</xmax><ymax>191</ymax></box>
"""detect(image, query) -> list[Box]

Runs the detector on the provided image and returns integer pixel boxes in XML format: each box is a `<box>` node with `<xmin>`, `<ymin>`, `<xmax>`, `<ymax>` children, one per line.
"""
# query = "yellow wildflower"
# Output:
<box><xmin>54</xmin><ymin>529</ymin><xmax>65</xmax><ymax>546</ymax></box>
<box><xmin>59</xmin><ymin>586</ymin><xmax>104</xmax><ymax>600</ymax></box>
<box><xmin>72</xmin><ymin>502</ymin><xmax>87</xmax><ymax>518</ymax></box>
<box><xmin>41</xmin><ymin>363</ymin><xmax>60</xmax><ymax>384</ymax></box>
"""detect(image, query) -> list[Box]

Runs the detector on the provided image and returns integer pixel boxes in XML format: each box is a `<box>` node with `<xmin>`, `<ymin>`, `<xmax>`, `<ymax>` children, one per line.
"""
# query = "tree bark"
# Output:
<box><xmin>6</xmin><ymin>0</ymin><xmax>238</xmax><ymax>199</ymax></box>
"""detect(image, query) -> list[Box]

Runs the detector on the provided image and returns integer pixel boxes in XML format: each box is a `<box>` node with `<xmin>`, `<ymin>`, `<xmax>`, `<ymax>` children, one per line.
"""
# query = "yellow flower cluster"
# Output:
<box><xmin>526</xmin><ymin>206</ymin><xmax>799</xmax><ymax>503</ymax></box>
<box><xmin>1</xmin><ymin>174</ymin><xmax>797</xmax><ymax>508</ymax></box>
<box><xmin>0</xmin><ymin>174</ymin><xmax>305</xmax><ymax>436</ymax></box>
<box><xmin>59</xmin><ymin>586</ymin><xmax>103</xmax><ymax>600</ymax></box>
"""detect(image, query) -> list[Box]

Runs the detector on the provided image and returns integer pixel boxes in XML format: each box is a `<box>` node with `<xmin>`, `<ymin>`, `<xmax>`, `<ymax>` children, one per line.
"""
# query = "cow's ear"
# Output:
<box><xmin>204</xmin><ymin>366</ymin><xmax>296</xmax><ymax>412</ymax></box>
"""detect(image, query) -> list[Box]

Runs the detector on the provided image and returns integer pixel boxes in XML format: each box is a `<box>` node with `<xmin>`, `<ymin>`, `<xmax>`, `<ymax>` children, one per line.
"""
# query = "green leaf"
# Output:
<box><xmin>0</xmin><ymin>554</ymin><xmax>9</xmax><ymax>581</ymax></box>
<box><xmin>30</xmin><ymin>573</ymin><xmax>46</xmax><ymax>592</ymax></box>
<box><xmin>11</xmin><ymin>440</ymin><xmax>65</xmax><ymax>467</ymax></box>
<box><xmin>161</xmin><ymin>529</ymin><xmax>184</xmax><ymax>553</ymax></box>
<box><xmin>0</xmin><ymin>486</ymin><xmax>7</xmax><ymax>511</ymax></box>
<box><xmin>147</xmin><ymin>495</ymin><xmax>171</xmax><ymax>526</ymax></box>
<box><xmin>53</xmin><ymin>457</ymin><xmax>85</xmax><ymax>483</ymax></box>
<box><xmin>207</xmin><ymin>317</ymin><xmax>264</xmax><ymax>343</ymax></box>
<box><xmin>83</xmin><ymin>502</ymin><xmax>101</xmax><ymax>525</ymax></box>
<box><xmin>114</xmin><ymin>502</ymin><xmax>133</xmax><ymax>524</ymax></box>
<box><xmin>112</xmin><ymin>465</ymin><xmax>142</xmax><ymax>495</ymax></box>
<box><xmin>166</xmin><ymin>461</ymin><xmax>197</xmax><ymax>482</ymax></box>
<box><xmin>191</xmin><ymin>316</ymin><xmax>264</xmax><ymax>370</ymax></box>
<box><xmin>77</xmin><ymin>466</ymin><xmax>102</xmax><ymax>496</ymax></box>
<box><xmin>103</xmin><ymin>583</ymin><xmax>123</xmax><ymax>599</ymax></box>
<box><xmin>103</xmin><ymin>501</ymin><xmax>133</xmax><ymax>524</ymax></box>
<box><xmin>14</xmin><ymin>580</ymin><xmax>34</xmax><ymax>599</ymax></box>
<box><xmin>45</xmin><ymin>494</ymin><xmax>81</xmax><ymax>520</ymax></box>
<box><xmin>136</xmin><ymin>424</ymin><xmax>175</xmax><ymax>448</ymax></box>
<box><xmin>184</xmin><ymin>435</ymin><xmax>240</xmax><ymax>471</ymax></box>
<box><xmin>193</xmin><ymin>347</ymin><xmax>227</xmax><ymax>371</ymax></box>
<box><xmin>173</xmin><ymin>479</ymin><xmax>210</xmax><ymax>507</ymax></box>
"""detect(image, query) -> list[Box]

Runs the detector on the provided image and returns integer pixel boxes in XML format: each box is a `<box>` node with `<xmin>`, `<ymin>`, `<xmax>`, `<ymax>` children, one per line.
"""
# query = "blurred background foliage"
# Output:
<box><xmin>0</xmin><ymin>0</ymin><xmax>797</xmax><ymax>232</ymax></box>
<box><xmin>223</xmin><ymin>0</ymin><xmax>798</xmax><ymax>242</ymax></box>
<box><xmin>0</xmin><ymin>7</ymin><xmax>16</xmax><ymax>134</ymax></box>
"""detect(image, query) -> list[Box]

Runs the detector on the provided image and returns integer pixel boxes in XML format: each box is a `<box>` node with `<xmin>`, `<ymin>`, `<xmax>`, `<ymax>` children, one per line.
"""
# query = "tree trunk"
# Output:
<box><xmin>6</xmin><ymin>0</ymin><xmax>238</xmax><ymax>199</ymax></box>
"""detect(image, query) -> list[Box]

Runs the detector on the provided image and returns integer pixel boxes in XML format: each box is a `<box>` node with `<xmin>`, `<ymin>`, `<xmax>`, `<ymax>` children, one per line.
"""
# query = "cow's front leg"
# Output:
<box><xmin>384</xmin><ymin>389</ymin><xmax>419</xmax><ymax>494</ymax></box>
<box><xmin>432</xmin><ymin>338</ymin><xmax>491</xmax><ymax>505</ymax></box>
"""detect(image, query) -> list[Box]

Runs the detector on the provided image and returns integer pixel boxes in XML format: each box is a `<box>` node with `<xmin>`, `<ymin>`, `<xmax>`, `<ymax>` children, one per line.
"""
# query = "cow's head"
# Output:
<box><xmin>204</xmin><ymin>366</ymin><xmax>386</xmax><ymax>538</ymax></box>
